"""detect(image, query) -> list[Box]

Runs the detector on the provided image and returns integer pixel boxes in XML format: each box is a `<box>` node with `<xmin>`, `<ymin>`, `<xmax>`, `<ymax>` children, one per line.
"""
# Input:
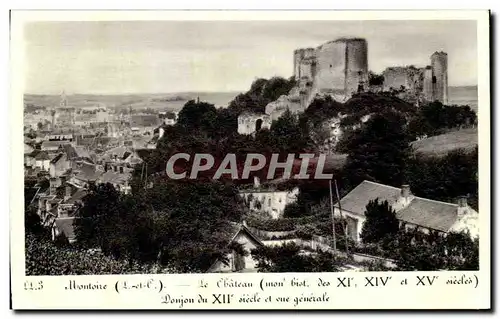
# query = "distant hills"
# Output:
<box><xmin>24</xmin><ymin>86</ymin><xmax>477</xmax><ymax>112</ymax></box>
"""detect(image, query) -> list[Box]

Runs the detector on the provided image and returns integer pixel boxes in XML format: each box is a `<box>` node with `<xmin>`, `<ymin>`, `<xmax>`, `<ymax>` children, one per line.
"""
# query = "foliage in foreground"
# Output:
<box><xmin>251</xmin><ymin>242</ymin><xmax>343</xmax><ymax>272</ymax></box>
<box><xmin>74</xmin><ymin>180</ymin><xmax>244</xmax><ymax>273</ymax></box>
<box><xmin>361</xmin><ymin>199</ymin><xmax>400</xmax><ymax>244</ymax></box>
<box><xmin>25</xmin><ymin>233</ymin><xmax>171</xmax><ymax>276</ymax></box>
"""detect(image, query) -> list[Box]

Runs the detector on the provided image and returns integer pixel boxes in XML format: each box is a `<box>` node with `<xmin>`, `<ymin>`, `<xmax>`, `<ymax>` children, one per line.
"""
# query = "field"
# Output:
<box><xmin>24</xmin><ymin>92</ymin><xmax>240</xmax><ymax>111</ymax></box>
<box><xmin>411</xmin><ymin>128</ymin><xmax>478</xmax><ymax>157</ymax></box>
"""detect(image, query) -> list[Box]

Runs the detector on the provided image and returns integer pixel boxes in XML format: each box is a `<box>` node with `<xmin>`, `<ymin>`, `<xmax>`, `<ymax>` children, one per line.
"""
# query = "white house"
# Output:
<box><xmin>239</xmin><ymin>177</ymin><xmax>299</xmax><ymax>219</ymax></box>
<box><xmin>334</xmin><ymin>180</ymin><xmax>479</xmax><ymax>242</ymax></box>
<box><xmin>34</xmin><ymin>151</ymin><xmax>51</xmax><ymax>171</ymax></box>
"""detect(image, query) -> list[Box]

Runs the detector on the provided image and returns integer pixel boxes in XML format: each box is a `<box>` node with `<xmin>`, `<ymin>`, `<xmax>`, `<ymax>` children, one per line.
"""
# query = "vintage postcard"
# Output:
<box><xmin>10</xmin><ymin>10</ymin><xmax>490</xmax><ymax>310</ymax></box>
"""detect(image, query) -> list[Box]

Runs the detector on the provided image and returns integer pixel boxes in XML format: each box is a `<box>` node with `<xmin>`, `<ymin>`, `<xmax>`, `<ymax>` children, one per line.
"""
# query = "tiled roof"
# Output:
<box><xmin>396</xmin><ymin>198</ymin><xmax>459</xmax><ymax>232</ymax></box>
<box><xmin>74</xmin><ymin>146</ymin><xmax>91</xmax><ymax>160</ymax></box>
<box><xmin>227</xmin><ymin>222</ymin><xmax>265</xmax><ymax>248</ymax></box>
<box><xmin>338</xmin><ymin>180</ymin><xmax>401</xmax><ymax>216</ymax></box>
<box><xmin>54</xmin><ymin>217</ymin><xmax>76</xmax><ymax>242</ymax></box>
<box><xmin>41</xmin><ymin>140</ymin><xmax>71</xmax><ymax>150</ymax></box>
<box><xmin>24</xmin><ymin>143</ymin><xmax>34</xmax><ymax>154</ymax></box>
<box><xmin>64</xmin><ymin>188</ymin><xmax>87</xmax><ymax>205</ymax></box>
<box><xmin>98</xmin><ymin>170</ymin><xmax>130</xmax><ymax>185</ymax></box>
<box><xmin>104</xmin><ymin>146</ymin><xmax>129</xmax><ymax>159</ymax></box>
<box><xmin>50</xmin><ymin>153</ymin><xmax>65</xmax><ymax>164</ymax></box>
<box><xmin>74</xmin><ymin>163</ymin><xmax>103</xmax><ymax>182</ymax></box>
<box><xmin>35</xmin><ymin>151</ymin><xmax>50</xmax><ymax>161</ymax></box>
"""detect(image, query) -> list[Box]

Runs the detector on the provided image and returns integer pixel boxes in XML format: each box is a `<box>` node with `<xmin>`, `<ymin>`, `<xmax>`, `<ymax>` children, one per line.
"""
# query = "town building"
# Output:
<box><xmin>159</xmin><ymin>111</ymin><xmax>178</xmax><ymax>126</ymax></box>
<box><xmin>239</xmin><ymin>177</ymin><xmax>299</xmax><ymax>219</ymax></box>
<box><xmin>334</xmin><ymin>180</ymin><xmax>479</xmax><ymax>242</ymax></box>
<box><xmin>207</xmin><ymin>222</ymin><xmax>264</xmax><ymax>273</ymax></box>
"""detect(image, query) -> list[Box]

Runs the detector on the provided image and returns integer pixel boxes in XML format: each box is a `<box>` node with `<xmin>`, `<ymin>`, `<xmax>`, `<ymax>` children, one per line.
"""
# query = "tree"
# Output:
<box><xmin>360</xmin><ymin>199</ymin><xmax>400</xmax><ymax>244</ymax></box>
<box><xmin>407</xmin><ymin>101</ymin><xmax>477</xmax><ymax>138</ymax></box>
<box><xmin>227</xmin><ymin>77</ymin><xmax>296</xmax><ymax>115</ymax></box>
<box><xmin>269</xmin><ymin>109</ymin><xmax>312</xmax><ymax>154</ymax></box>
<box><xmin>405</xmin><ymin>147</ymin><xmax>478</xmax><ymax>210</ymax></box>
<box><xmin>177</xmin><ymin>100</ymin><xmax>218</xmax><ymax>134</ymax></box>
<box><xmin>368</xmin><ymin>71</ymin><xmax>384</xmax><ymax>86</ymax></box>
<box><xmin>251</xmin><ymin>242</ymin><xmax>342</xmax><ymax>272</ymax></box>
<box><xmin>394</xmin><ymin>229</ymin><xmax>478</xmax><ymax>271</ymax></box>
<box><xmin>25</xmin><ymin>205</ymin><xmax>47</xmax><ymax>237</ymax></box>
<box><xmin>74</xmin><ymin>183</ymin><xmax>121</xmax><ymax>249</ymax></box>
<box><xmin>344</xmin><ymin>111</ymin><xmax>411</xmax><ymax>187</ymax></box>
<box><xmin>75</xmin><ymin>176</ymin><xmax>245</xmax><ymax>273</ymax></box>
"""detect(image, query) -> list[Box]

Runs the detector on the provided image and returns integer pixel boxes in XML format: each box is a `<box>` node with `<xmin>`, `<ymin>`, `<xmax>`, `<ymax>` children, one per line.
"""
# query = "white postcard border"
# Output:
<box><xmin>10</xmin><ymin>10</ymin><xmax>491</xmax><ymax>310</ymax></box>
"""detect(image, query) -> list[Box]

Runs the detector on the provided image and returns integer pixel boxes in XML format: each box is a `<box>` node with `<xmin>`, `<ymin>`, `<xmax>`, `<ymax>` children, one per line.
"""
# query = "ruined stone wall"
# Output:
<box><xmin>298</xmin><ymin>58</ymin><xmax>316</xmax><ymax>80</ymax></box>
<box><xmin>294</xmin><ymin>48</ymin><xmax>316</xmax><ymax>80</ymax></box>
<box><xmin>383</xmin><ymin>66</ymin><xmax>424</xmax><ymax>96</ymax></box>
<box><xmin>422</xmin><ymin>66</ymin><xmax>434</xmax><ymax>101</ymax></box>
<box><xmin>383</xmin><ymin>67</ymin><xmax>409</xmax><ymax>91</ymax></box>
<box><xmin>237</xmin><ymin>113</ymin><xmax>271</xmax><ymax>135</ymax></box>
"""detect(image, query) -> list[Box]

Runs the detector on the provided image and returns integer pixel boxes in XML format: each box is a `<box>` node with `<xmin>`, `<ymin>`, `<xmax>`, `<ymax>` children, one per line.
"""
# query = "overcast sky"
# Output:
<box><xmin>24</xmin><ymin>20</ymin><xmax>477</xmax><ymax>94</ymax></box>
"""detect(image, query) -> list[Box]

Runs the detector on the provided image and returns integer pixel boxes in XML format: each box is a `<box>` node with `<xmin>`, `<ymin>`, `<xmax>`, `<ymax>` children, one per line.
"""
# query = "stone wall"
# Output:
<box><xmin>383</xmin><ymin>67</ymin><xmax>411</xmax><ymax>91</ymax></box>
<box><xmin>237</xmin><ymin>113</ymin><xmax>271</xmax><ymax>135</ymax></box>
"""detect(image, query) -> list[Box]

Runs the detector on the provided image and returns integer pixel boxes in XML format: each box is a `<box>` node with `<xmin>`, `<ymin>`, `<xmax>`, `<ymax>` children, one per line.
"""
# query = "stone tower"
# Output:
<box><xmin>431</xmin><ymin>52</ymin><xmax>448</xmax><ymax>104</ymax></box>
<box><xmin>315</xmin><ymin>38</ymin><xmax>368</xmax><ymax>101</ymax></box>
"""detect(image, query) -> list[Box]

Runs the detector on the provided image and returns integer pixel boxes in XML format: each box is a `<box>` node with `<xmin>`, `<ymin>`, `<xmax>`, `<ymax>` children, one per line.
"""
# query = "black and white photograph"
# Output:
<box><xmin>20</xmin><ymin>16</ymin><xmax>484</xmax><ymax>277</ymax></box>
<box><xmin>23</xmin><ymin>16</ymin><xmax>489</xmax><ymax>276</ymax></box>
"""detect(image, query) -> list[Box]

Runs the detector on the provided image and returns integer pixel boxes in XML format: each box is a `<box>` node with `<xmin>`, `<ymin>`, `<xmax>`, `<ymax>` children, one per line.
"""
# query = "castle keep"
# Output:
<box><xmin>294</xmin><ymin>38</ymin><xmax>368</xmax><ymax>102</ymax></box>
<box><xmin>262</xmin><ymin>38</ymin><xmax>370</xmax><ymax>125</ymax></box>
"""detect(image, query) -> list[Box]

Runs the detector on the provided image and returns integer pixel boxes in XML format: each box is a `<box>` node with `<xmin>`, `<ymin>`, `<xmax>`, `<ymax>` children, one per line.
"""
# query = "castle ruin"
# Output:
<box><xmin>382</xmin><ymin>51</ymin><xmax>448</xmax><ymax>105</ymax></box>
<box><xmin>237</xmin><ymin>38</ymin><xmax>449</xmax><ymax>135</ymax></box>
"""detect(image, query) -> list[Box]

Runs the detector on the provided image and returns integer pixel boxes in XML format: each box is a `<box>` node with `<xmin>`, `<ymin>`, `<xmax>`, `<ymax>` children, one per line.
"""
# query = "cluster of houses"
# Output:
<box><xmin>24</xmin><ymin>132</ymin><xmax>148</xmax><ymax>243</ymax></box>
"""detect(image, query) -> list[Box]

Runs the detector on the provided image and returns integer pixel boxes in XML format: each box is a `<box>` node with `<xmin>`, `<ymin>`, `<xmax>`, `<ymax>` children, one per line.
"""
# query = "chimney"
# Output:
<box><xmin>457</xmin><ymin>196</ymin><xmax>469</xmax><ymax>219</ymax></box>
<box><xmin>401</xmin><ymin>184</ymin><xmax>411</xmax><ymax>199</ymax></box>
<box><xmin>49</xmin><ymin>178</ymin><xmax>57</xmax><ymax>195</ymax></box>
<box><xmin>458</xmin><ymin>196</ymin><xmax>468</xmax><ymax>208</ymax></box>
<box><xmin>64</xmin><ymin>185</ymin><xmax>72</xmax><ymax>201</ymax></box>
<box><xmin>242</xmin><ymin>220</ymin><xmax>247</xmax><ymax>228</ymax></box>
<box><xmin>253</xmin><ymin>176</ymin><xmax>260</xmax><ymax>188</ymax></box>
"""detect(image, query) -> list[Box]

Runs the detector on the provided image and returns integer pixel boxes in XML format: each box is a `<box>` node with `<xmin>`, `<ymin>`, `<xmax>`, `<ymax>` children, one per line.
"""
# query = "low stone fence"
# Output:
<box><xmin>261</xmin><ymin>236</ymin><xmax>397</xmax><ymax>269</ymax></box>
<box><xmin>247</xmin><ymin>226</ymin><xmax>296</xmax><ymax>240</ymax></box>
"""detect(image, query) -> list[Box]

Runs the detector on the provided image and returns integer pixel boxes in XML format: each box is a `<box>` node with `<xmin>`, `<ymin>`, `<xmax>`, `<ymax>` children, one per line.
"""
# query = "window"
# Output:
<box><xmin>268</xmin><ymin>198</ymin><xmax>271</xmax><ymax>207</ymax></box>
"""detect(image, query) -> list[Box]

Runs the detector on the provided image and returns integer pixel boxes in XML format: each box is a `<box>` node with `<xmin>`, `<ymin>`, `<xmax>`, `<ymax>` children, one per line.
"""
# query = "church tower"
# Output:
<box><xmin>60</xmin><ymin>90</ymin><xmax>68</xmax><ymax>107</ymax></box>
